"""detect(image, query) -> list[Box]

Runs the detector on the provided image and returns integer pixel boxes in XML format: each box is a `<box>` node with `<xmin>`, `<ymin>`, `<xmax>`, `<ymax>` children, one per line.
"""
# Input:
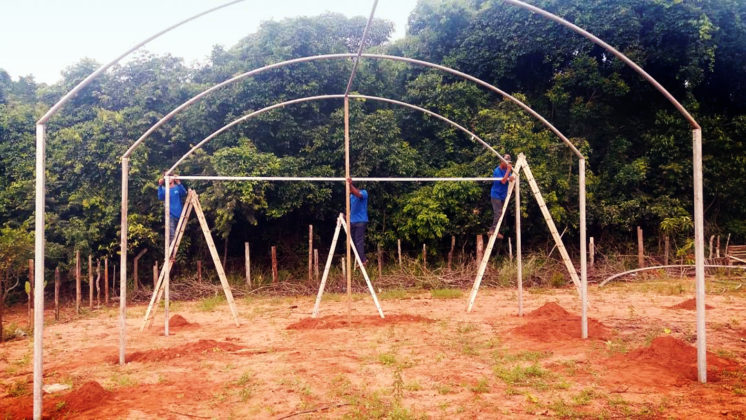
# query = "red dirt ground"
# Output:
<box><xmin>667</xmin><ymin>297</ymin><xmax>715</xmax><ymax>310</ymax></box>
<box><xmin>1</xmin><ymin>286</ymin><xmax>744</xmax><ymax>418</ymax></box>
<box><xmin>287</xmin><ymin>314</ymin><xmax>434</xmax><ymax>330</ymax></box>
<box><xmin>510</xmin><ymin>302</ymin><xmax>612</xmax><ymax>341</ymax></box>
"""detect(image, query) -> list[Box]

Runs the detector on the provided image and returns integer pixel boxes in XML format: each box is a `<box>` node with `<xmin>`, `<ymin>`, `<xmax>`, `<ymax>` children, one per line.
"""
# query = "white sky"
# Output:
<box><xmin>0</xmin><ymin>0</ymin><xmax>419</xmax><ymax>84</ymax></box>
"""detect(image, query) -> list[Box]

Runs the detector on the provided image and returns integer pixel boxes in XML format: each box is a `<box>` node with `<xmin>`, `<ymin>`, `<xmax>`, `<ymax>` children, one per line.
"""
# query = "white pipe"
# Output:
<box><xmin>119</xmin><ymin>158</ymin><xmax>128</xmax><ymax>365</ymax></box>
<box><xmin>692</xmin><ymin>128</ymin><xmax>706</xmax><ymax>383</ymax></box>
<box><xmin>579</xmin><ymin>158</ymin><xmax>588</xmax><ymax>339</ymax></box>
<box><xmin>176</xmin><ymin>176</ymin><xmax>500</xmax><ymax>182</ymax></box>
<box><xmin>599</xmin><ymin>264</ymin><xmax>745</xmax><ymax>287</ymax></box>
<box><xmin>33</xmin><ymin>123</ymin><xmax>45</xmax><ymax>420</ymax></box>
<box><xmin>312</xmin><ymin>216</ymin><xmax>343</xmax><ymax>318</ymax></box>
<box><xmin>345</xmin><ymin>0</ymin><xmax>379</xmax><ymax>96</ymax></box>
<box><xmin>515</xmin><ymin>171</ymin><xmax>523</xmax><ymax>316</ymax></box>
<box><xmin>164</xmin><ymin>176</ymin><xmax>171</xmax><ymax>337</ymax></box>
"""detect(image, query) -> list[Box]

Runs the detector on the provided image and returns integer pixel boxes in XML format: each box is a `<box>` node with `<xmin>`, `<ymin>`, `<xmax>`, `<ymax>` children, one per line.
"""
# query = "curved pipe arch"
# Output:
<box><xmin>124</xmin><ymin>53</ymin><xmax>583</xmax><ymax>159</ymax></box>
<box><xmin>168</xmin><ymin>94</ymin><xmax>508</xmax><ymax>173</ymax></box>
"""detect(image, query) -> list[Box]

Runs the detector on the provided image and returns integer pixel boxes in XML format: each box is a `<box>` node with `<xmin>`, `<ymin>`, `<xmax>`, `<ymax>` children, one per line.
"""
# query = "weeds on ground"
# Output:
<box><xmin>198</xmin><ymin>294</ymin><xmax>225</xmax><ymax>311</ymax></box>
<box><xmin>379</xmin><ymin>289</ymin><xmax>409</xmax><ymax>300</ymax></box>
<box><xmin>430</xmin><ymin>288</ymin><xmax>462</xmax><ymax>299</ymax></box>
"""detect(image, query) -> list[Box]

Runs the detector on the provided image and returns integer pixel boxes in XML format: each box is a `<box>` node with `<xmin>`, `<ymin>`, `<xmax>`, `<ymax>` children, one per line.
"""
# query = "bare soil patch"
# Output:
<box><xmin>667</xmin><ymin>297</ymin><xmax>715</xmax><ymax>310</ymax></box>
<box><xmin>287</xmin><ymin>313</ymin><xmax>434</xmax><ymax>330</ymax></box>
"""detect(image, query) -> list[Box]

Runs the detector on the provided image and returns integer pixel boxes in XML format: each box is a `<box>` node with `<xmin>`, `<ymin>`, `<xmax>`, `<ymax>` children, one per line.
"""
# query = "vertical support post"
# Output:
<box><xmin>308</xmin><ymin>225</ymin><xmax>313</xmax><ymax>282</ymax></box>
<box><xmin>589</xmin><ymin>237</ymin><xmax>595</xmax><ymax>268</ymax></box>
<box><xmin>244</xmin><ymin>242</ymin><xmax>251</xmax><ymax>289</ymax></box>
<box><xmin>708</xmin><ymin>235</ymin><xmax>714</xmax><ymax>260</ymax></box>
<box><xmin>314</xmin><ymin>249</ymin><xmax>319</xmax><ymax>281</ymax></box>
<box><xmin>397</xmin><ymin>239</ymin><xmax>402</xmax><ymax>267</ymax></box>
<box><xmin>271</xmin><ymin>246</ymin><xmax>278</xmax><ymax>283</ymax></box>
<box><xmin>344</xmin><ymin>97</ymin><xmax>352</xmax><ymax>315</ymax></box>
<box><xmin>75</xmin><ymin>250</ymin><xmax>81</xmax><ymax>314</ymax></box>
<box><xmin>637</xmin><ymin>226</ymin><xmax>645</xmax><ymax>268</ymax></box>
<box><xmin>104</xmin><ymin>257</ymin><xmax>109</xmax><ymax>305</ymax></box>
<box><xmin>164</xmin><ymin>175</ymin><xmax>170</xmax><ymax>337</ymax></box>
<box><xmin>508</xmin><ymin>237</ymin><xmax>513</xmax><ymax>262</ymax></box>
<box><xmin>448</xmin><ymin>236</ymin><xmax>455</xmax><ymax>270</ymax></box>
<box><xmin>88</xmin><ymin>255</ymin><xmax>93</xmax><ymax>309</ymax></box>
<box><xmin>119</xmin><ymin>157</ymin><xmax>129</xmax><ymax>366</ymax></box>
<box><xmin>476</xmin><ymin>235</ymin><xmax>484</xmax><ymax>265</ymax></box>
<box><xmin>341</xmin><ymin>257</ymin><xmax>346</xmax><ymax>282</ymax></box>
<box><xmin>579</xmin><ymin>158</ymin><xmax>588</xmax><ymax>340</ymax></box>
<box><xmin>716</xmin><ymin>235</ymin><xmax>721</xmax><ymax>259</ymax></box>
<box><xmin>27</xmin><ymin>260</ymin><xmax>33</xmax><ymax>327</ymax></box>
<box><xmin>197</xmin><ymin>260</ymin><xmax>202</xmax><ymax>283</ymax></box>
<box><xmin>153</xmin><ymin>261</ymin><xmax>158</xmax><ymax>287</ymax></box>
<box><xmin>54</xmin><ymin>268</ymin><xmax>60</xmax><ymax>321</ymax></box>
<box><xmin>377</xmin><ymin>244</ymin><xmax>383</xmax><ymax>277</ymax></box>
<box><xmin>664</xmin><ymin>235</ymin><xmax>670</xmax><ymax>266</ymax></box>
<box><xmin>422</xmin><ymin>244</ymin><xmax>427</xmax><ymax>269</ymax></box>
<box><xmin>33</xmin><ymin>119</ymin><xmax>46</xmax><ymax>420</ymax></box>
<box><xmin>515</xmin><ymin>171</ymin><xmax>523</xmax><ymax>317</ymax></box>
<box><xmin>692</xmin><ymin>128</ymin><xmax>707</xmax><ymax>383</ymax></box>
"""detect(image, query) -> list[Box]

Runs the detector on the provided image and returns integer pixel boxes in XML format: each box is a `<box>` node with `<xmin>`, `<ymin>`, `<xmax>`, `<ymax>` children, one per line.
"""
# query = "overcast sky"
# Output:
<box><xmin>0</xmin><ymin>0</ymin><xmax>419</xmax><ymax>84</ymax></box>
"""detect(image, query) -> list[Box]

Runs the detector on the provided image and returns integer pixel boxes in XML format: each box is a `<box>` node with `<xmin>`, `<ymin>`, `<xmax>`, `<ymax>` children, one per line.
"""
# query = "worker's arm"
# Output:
<box><xmin>500</xmin><ymin>164</ymin><xmax>513</xmax><ymax>184</ymax></box>
<box><xmin>347</xmin><ymin>177</ymin><xmax>363</xmax><ymax>198</ymax></box>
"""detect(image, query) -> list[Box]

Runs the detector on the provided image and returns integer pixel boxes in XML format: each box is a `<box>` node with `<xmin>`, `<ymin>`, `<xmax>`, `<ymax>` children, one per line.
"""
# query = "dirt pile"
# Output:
<box><xmin>625</xmin><ymin>336</ymin><xmax>737</xmax><ymax>381</ymax></box>
<box><xmin>124</xmin><ymin>339</ymin><xmax>245</xmax><ymax>363</ymax></box>
<box><xmin>62</xmin><ymin>381</ymin><xmax>111</xmax><ymax>414</ymax></box>
<box><xmin>1</xmin><ymin>381</ymin><xmax>111</xmax><ymax>419</ymax></box>
<box><xmin>167</xmin><ymin>314</ymin><xmax>199</xmax><ymax>330</ymax></box>
<box><xmin>511</xmin><ymin>302</ymin><xmax>611</xmax><ymax>341</ymax></box>
<box><xmin>667</xmin><ymin>298</ymin><xmax>714</xmax><ymax>310</ymax></box>
<box><xmin>287</xmin><ymin>314</ymin><xmax>434</xmax><ymax>330</ymax></box>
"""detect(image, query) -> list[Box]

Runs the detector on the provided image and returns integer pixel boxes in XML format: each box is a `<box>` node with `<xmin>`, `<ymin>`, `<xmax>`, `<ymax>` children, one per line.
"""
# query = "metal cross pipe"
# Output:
<box><xmin>176</xmin><ymin>176</ymin><xmax>501</xmax><ymax>182</ymax></box>
<box><xmin>344</xmin><ymin>0</ymin><xmax>380</xmax><ymax>96</ymax></box>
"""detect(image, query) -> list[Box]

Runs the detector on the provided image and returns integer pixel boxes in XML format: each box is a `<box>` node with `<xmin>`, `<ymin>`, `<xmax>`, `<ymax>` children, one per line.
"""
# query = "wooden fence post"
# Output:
<box><xmin>589</xmin><ymin>237</ymin><xmax>595</xmax><ymax>268</ymax></box>
<box><xmin>308</xmin><ymin>225</ymin><xmax>313</xmax><ymax>282</ymax></box>
<box><xmin>637</xmin><ymin>226</ymin><xmax>645</xmax><ymax>268</ymax></box>
<box><xmin>476</xmin><ymin>235</ymin><xmax>484</xmax><ymax>265</ymax></box>
<box><xmin>54</xmin><ymin>267</ymin><xmax>60</xmax><ymax>321</ymax></box>
<box><xmin>28</xmin><ymin>259</ymin><xmax>34</xmax><ymax>328</ymax></box>
<box><xmin>397</xmin><ymin>239</ymin><xmax>402</xmax><ymax>267</ymax></box>
<box><xmin>447</xmin><ymin>236</ymin><xmax>455</xmax><ymax>270</ymax></box>
<box><xmin>153</xmin><ymin>261</ymin><xmax>158</xmax><ymax>288</ymax></box>
<box><xmin>314</xmin><ymin>249</ymin><xmax>319</xmax><ymax>282</ymax></box>
<box><xmin>245</xmin><ymin>242</ymin><xmax>251</xmax><ymax>289</ymax></box>
<box><xmin>341</xmin><ymin>257</ymin><xmax>346</xmax><ymax>282</ymax></box>
<box><xmin>422</xmin><ymin>244</ymin><xmax>427</xmax><ymax>269</ymax></box>
<box><xmin>271</xmin><ymin>246</ymin><xmax>278</xmax><ymax>284</ymax></box>
<box><xmin>708</xmin><ymin>235</ymin><xmax>714</xmax><ymax>259</ymax></box>
<box><xmin>197</xmin><ymin>260</ymin><xmax>202</xmax><ymax>283</ymax></box>
<box><xmin>104</xmin><ymin>257</ymin><xmax>109</xmax><ymax>305</ymax></box>
<box><xmin>75</xmin><ymin>250</ymin><xmax>81</xmax><ymax>314</ymax></box>
<box><xmin>133</xmin><ymin>249</ymin><xmax>147</xmax><ymax>291</ymax></box>
<box><xmin>88</xmin><ymin>255</ymin><xmax>93</xmax><ymax>309</ymax></box>
<box><xmin>716</xmin><ymin>235</ymin><xmax>721</xmax><ymax>259</ymax></box>
<box><xmin>95</xmin><ymin>259</ymin><xmax>101</xmax><ymax>306</ymax></box>
<box><xmin>508</xmin><ymin>237</ymin><xmax>513</xmax><ymax>262</ymax></box>
<box><xmin>377</xmin><ymin>244</ymin><xmax>383</xmax><ymax>277</ymax></box>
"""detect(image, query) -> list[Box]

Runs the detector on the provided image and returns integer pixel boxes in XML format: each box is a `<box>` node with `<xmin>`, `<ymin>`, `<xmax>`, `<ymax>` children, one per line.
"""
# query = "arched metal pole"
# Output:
<box><xmin>168</xmin><ymin>94</ymin><xmax>506</xmax><ymax>173</ymax></box>
<box><xmin>504</xmin><ymin>0</ymin><xmax>706</xmax><ymax>383</ymax></box>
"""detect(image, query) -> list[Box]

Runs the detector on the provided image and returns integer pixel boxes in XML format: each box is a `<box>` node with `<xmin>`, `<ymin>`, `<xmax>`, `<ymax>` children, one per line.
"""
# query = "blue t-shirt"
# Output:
<box><xmin>491</xmin><ymin>166</ymin><xmax>511</xmax><ymax>200</ymax></box>
<box><xmin>158</xmin><ymin>184</ymin><xmax>188</xmax><ymax>219</ymax></box>
<box><xmin>350</xmin><ymin>190</ymin><xmax>368</xmax><ymax>223</ymax></box>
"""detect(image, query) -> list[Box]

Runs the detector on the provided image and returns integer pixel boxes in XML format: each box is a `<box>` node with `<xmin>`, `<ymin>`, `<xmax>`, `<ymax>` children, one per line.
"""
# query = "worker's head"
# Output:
<box><xmin>499</xmin><ymin>154</ymin><xmax>512</xmax><ymax>169</ymax></box>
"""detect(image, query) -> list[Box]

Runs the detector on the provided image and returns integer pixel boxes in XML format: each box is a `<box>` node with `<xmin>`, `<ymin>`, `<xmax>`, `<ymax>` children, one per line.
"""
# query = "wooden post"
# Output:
<box><xmin>104</xmin><ymin>257</ymin><xmax>109</xmax><ymax>305</ymax></box>
<box><xmin>637</xmin><ymin>226</ymin><xmax>645</xmax><ymax>268</ymax></box>
<box><xmin>708</xmin><ymin>235</ymin><xmax>714</xmax><ymax>259</ymax></box>
<box><xmin>377</xmin><ymin>244</ymin><xmax>383</xmax><ymax>277</ymax></box>
<box><xmin>579</xmin><ymin>158</ymin><xmax>588</xmax><ymax>340</ymax></box>
<box><xmin>716</xmin><ymin>235</ymin><xmax>721</xmax><ymax>259</ymax></box>
<box><xmin>508</xmin><ymin>237</ymin><xmax>513</xmax><ymax>262</ymax></box>
<box><xmin>344</xmin><ymin>97</ymin><xmax>352</xmax><ymax>316</ymax></box>
<box><xmin>75</xmin><ymin>250</ymin><xmax>81</xmax><ymax>314</ymax></box>
<box><xmin>244</xmin><ymin>242</ymin><xmax>251</xmax><ymax>289</ymax></box>
<box><xmin>341</xmin><ymin>257</ymin><xmax>346</xmax><ymax>281</ymax></box>
<box><xmin>113</xmin><ymin>264</ymin><xmax>117</xmax><ymax>297</ymax></box>
<box><xmin>54</xmin><ymin>267</ymin><xmax>60</xmax><ymax>321</ymax></box>
<box><xmin>197</xmin><ymin>260</ymin><xmax>202</xmax><ymax>283</ymax></box>
<box><xmin>95</xmin><ymin>259</ymin><xmax>101</xmax><ymax>306</ymax></box>
<box><xmin>153</xmin><ymin>261</ymin><xmax>158</xmax><ymax>287</ymax></box>
<box><xmin>422</xmin><ymin>244</ymin><xmax>427</xmax><ymax>269</ymax></box>
<box><xmin>447</xmin><ymin>236</ymin><xmax>455</xmax><ymax>270</ymax></box>
<box><xmin>314</xmin><ymin>249</ymin><xmax>319</xmax><ymax>281</ymax></box>
<box><xmin>271</xmin><ymin>246</ymin><xmax>278</xmax><ymax>284</ymax></box>
<box><xmin>133</xmin><ymin>249</ymin><xmax>147</xmax><ymax>291</ymax></box>
<box><xmin>28</xmin><ymin>259</ymin><xmax>34</xmax><ymax>328</ymax></box>
<box><xmin>476</xmin><ymin>235</ymin><xmax>484</xmax><ymax>265</ymax></box>
<box><xmin>725</xmin><ymin>233</ymin><xmax>731</xmax><ymax>256</ymax></box>
<box><xmin>397</xmin><ymin>239</ymin><xmax>402</xmax><ymax>267</ymax></box>
<box><xmin>119</xmin><ymin>156</ymin><xmax>129</xmax><ymax>366</ymax></box>
<box><xmin>308</xmin><ymin>225</ymin><xmax>313</xmax><ymax>282</ymax></box>
<box><xmin>664</xmin><ymin>235</ymin><xmax>670</xmax><ymax>266</ymax></box>
<box><xmin>589</xmin><ymin>237</ymin><xmax>595</xmax><ymax>268</ymax></box>
<box><xmin>88</xmin><ymin>255</ymin><xmax>93</xmax><ymax>309</ymax></box>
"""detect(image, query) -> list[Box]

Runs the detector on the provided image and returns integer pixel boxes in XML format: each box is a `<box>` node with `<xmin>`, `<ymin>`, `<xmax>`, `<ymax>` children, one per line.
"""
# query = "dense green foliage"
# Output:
<box><xmin>1</xmin><ymin>0</ymin><xmax>745</xmax><ymax>290</ymax></box>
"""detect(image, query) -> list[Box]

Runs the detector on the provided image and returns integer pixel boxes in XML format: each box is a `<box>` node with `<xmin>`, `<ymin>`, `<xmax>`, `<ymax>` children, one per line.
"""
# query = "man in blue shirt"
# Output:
<box><xmin>489</xmin><ymin>154</ymin><xmax>514</xmax><ymax>239</ymax></box>
<box><xmin>158</xmin><ymin>174</ymin><xmax>188</xmax><ymax>245</ymax></box>
<box><xmin>348</xmin><ymin>178</ymin><xmax>369</xmax><ymax>264</ymax></box>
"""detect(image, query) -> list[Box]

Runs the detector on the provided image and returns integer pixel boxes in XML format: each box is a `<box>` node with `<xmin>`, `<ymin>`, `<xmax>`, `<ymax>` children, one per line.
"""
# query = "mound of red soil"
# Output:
<box><xmin>287</xmin><ymin>314</ymin><xmax>434</xmax><ymax>330</ymax></box>
<box><xmin>166</xmin><ymin>314</ymin><xmax>200</xmax><ymax>331</ymax></box>
<box><xmin>667</xmin><ymin>298</ymin><xmax>714</xmax><ymax>310</ymax></box>
<box><xmin>512</xmin><ymin>303</ymin><xmax>611</xmax><ymax>341</ymax></box>
<box><xmin>625</xmin><ymin>336</ymin><xmax>738</xmax><ymax>382</ymax></box>
<box><xmin>1</xmin><ymin>381</ymin><xmax>111</xmax><ymax>419</ymax></box>
<box><xmin>124</xmin><ymin>339</ymin><xmax>245</xmax><ymax>363</ymax></box>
